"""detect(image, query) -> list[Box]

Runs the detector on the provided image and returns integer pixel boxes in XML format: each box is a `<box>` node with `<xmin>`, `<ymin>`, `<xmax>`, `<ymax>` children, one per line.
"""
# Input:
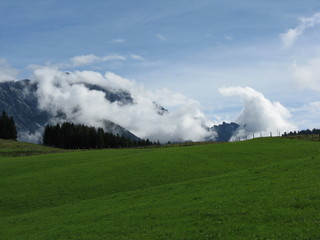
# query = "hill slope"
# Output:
<box><xmin>0</xmin><ymin>139</ymin><xmax>65</xmax><ymax>157</ymax></box>
<box><xmin>0</xmin><ymin>138</ymin><xmax>319</xmax><ymax>239</ymax></box>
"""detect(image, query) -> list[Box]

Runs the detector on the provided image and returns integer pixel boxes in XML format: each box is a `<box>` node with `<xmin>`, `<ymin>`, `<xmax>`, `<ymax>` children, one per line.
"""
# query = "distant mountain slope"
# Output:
<box><xmin>103</xmin><ymin>120</ymin><xmax>140</xmax><ymax>141</ymax></box>
<box><xmin>211</xmin><ymin>121</ymin><xmax>239</xmax><ymax>142</ymax></box>
<box><xmin>0</xmin><ymin>80</ymin><xmax>140</xmax><ymax>141</ymax></box>
<box><xmin>83</xmin><ymin>83</ymin><xmax>134</xmax><ymax>105</ymax></box>
<box><xmin>0</xmin><ymin>80</ymin><xmax>49</xmax><ymax>133</ymax></box>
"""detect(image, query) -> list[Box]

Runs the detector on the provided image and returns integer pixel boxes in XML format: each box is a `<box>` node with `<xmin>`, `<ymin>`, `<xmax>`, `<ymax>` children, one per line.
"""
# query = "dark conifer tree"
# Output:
<box><xmin>0</xmin><ymin>111</ymin><xmax>17</xmax><ymax>140</ymax></box>
<box><xmin>43</xmin><ymin>124</ymin><xmax>52</xmax><ymax>146</ymax></box>
<box><xmin>8</xmin><ymin>116</ymin><xmax>17</xmax><ymax>139</ymax></box>
<box><xmin>0</xmin><ymin>111</ymin><xmax>8</xmax><ymax>139</ymax></box>
<box><xmin>97</xmin><ymin>128</ymin><xmax>105</xmax><ymax>149</ymax></box>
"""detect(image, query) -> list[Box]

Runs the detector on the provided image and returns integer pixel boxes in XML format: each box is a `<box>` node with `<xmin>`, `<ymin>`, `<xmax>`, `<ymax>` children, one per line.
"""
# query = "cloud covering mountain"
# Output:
<box><xmin>30</xmin><ymin>66</ymin><xmax>216</xmax><ymax>143</ymax></box>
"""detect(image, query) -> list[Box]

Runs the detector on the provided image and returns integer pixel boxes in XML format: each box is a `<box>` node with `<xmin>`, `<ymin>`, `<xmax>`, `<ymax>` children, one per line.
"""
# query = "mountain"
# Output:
<box><xmin>103</xmin><ymin>120</ymin><xmax>139</xmax><ymax>141</ymax></box>
<box><xmin>211</xmin><ymin>121</ymin><xmax>239</xmax><ymax>142</ymax></box>
<box><xmin>0</xmin><ymin>80</ymin><xmax>49</xmax><ymax>134</ymax></box>
<box><xmin>83</xmin><ymin>83</ymin><xmax>134</xmax><ymax>105</ymax></box>
<box><xmin>0</xmin><ymin>80</ymin><xmax>140</xmax><ymax>142</ymax></box>
<box><xmin>153</xmin><ymin>102</ymin><xmax>169</xmax><ymax>115</ymax></box>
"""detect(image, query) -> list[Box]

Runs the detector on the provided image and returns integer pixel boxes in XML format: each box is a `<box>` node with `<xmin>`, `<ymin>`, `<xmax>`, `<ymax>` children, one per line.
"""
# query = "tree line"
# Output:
<box><xmin>282</xmin><ymin>128</ymin><xmax>320</xmax><ymax>136</ymax></box>
<box><xmin>0</xmin><ymin>111</ymin><xmax>17</xmax><ymax>140</ymax></box>
<box><xmin>43</xmin><ymin>122</ymin><xmax>158</xmax><ymax>149</ymax></box>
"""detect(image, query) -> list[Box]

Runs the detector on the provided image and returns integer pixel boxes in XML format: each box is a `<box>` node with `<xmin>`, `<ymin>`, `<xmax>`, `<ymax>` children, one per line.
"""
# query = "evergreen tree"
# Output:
<box><xmin>0</xmin><ymin>111</ymin><xmax>8</xmax><ymax>138</ymax></box>
<box><xmin>8</xmin><ymin>116</ymin><xmax>17</xmax><ymax>139</ymax></box>
<box><xmin>43</xmin><ymin>124</ymin><xmax>53</xmax><ymax>146</ymax></box>
<box><xmin>97</xmin><ymin>128</ymin><xmax>105</xmax><ymax>149</ymax></box>
<box><xmin>0</xmin><ymin>111</ymin><xmax>17</xmax><ymax>140</ymax></box>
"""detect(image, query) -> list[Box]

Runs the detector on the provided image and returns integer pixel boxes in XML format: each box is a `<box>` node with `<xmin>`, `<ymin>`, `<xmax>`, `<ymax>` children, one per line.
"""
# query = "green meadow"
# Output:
<box><xmin>0</xmin><ymin>138</ymin><xmax>320</xmax><ymax>239</ymax></box>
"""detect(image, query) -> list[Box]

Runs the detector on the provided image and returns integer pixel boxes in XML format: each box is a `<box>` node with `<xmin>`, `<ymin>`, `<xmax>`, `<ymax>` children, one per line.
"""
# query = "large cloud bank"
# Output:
<box><xmin>32</xmin><ymin>67</ymin><xmax>215</xmax><ymax>143</ymax></box>
<box><xmin>219</xmin><ymin>87</ymin><xmax>296</xmax><ymax>139</ymax></box>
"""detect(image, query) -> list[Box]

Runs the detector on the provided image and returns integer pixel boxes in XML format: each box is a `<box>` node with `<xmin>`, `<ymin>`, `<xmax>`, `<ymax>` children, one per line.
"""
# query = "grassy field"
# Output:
<box><xmin>0</xmin><ymin>137</ymin><xmax>319</xmax><ymax>239</ymax></box>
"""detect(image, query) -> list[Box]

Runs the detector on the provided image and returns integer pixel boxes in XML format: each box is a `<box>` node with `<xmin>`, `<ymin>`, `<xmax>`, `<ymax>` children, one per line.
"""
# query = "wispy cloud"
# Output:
<box><xmin>280</xmin><ymin>12</ymin><xmax>320</xmax><ymax>48</ymax></box>
<box><xmin>111</xmin><ymin>38</ymin><xmax>126</xmax><ymax>43</ymax></box>
<box><xmin>0</xmin><ymin>58</ymin><xmax>19</xmax><ymax>82</ymax></box>
<box><xmin>156</xmin><ymin>34</ymin><xmax>168</xmax><ymax>41</ymax></box>
<box><xmin>70</xmin><ymin>55</ymin><xmax>98</xmax><ymax>67</ymax></box>
<box><xmin>130</xmin><ymin>54</ymin><xmax>145</xmax><ymax>61</ymax></box>
<box><xmin>70</xmin><ymin>54</ymin><xmax>126</xmax><ymax>67</ymax></box>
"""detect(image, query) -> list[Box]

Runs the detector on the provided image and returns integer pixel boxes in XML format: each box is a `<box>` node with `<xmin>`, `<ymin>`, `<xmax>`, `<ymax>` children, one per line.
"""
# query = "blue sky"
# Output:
<box><xmin>1</xmin><ymin>0</ymin><xmax>320</xmax><ymax>130</ymax></box>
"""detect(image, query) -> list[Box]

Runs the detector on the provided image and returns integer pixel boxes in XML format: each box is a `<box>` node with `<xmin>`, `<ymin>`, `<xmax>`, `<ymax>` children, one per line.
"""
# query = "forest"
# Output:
<box><xmin>43</xmin><ymin>122</ymin><xmax>157</xmax><ymax>149</ymax></box>
<box><xmin>282</xmin><ymin>128</ymin><xmax>320</xmax><ymax>136</ymax></box>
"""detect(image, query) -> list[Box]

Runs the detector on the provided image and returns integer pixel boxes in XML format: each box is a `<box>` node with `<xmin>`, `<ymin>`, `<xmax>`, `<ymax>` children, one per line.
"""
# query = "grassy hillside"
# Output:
<box><xmin>0</xmin><ymin>139</ymin><xmax>65</xmax><ymax>157</ymax></box>
<box><xmin>0</xmin><ymin>138</ymin><xmax>319</xmax><ymax>239</ymax></box>
<box><xmin>284</xmin><ymin>134</ymin><xmax>320</xmax><ymax>141</ymax></box>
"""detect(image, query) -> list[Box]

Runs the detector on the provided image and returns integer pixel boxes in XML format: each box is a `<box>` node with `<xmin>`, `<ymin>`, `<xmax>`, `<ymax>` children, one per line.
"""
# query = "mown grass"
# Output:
<box><xmin>0</xmin><ymin>138</ymin><xmax>319</xmax><ymax>239</ymax></box>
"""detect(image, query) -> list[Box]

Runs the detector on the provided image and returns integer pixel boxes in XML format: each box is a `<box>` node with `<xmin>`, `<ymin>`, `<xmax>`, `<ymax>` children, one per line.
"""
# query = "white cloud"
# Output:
<box><xmin>308</xmin><ymin>101</ymin><xmax>320</xmax><ymax>112</ymax></box>
<box><xmin>293</xmin><ymin>57</ymin><xmax>320</xmax><ymax>91</ymax></box>
<box><xmin>70</xmin><ymin>54</ymin><xmax>126</xmax><ymax>67</ymax></box>
<box><xmin>31</xmin><ymin>66</ymin><xmax>215</xmax><ymax>143</ymax></box>
<box><xmin>280</xmin><ymin>12</ymin><xmax>320</xmax><ymax>48</ymax></box>
<box><xmin>18</xmin><ymin>129</ymin><xmax>43</xmax><ymax>143</ymax></box>
<box><xmin>219</xmin><ymin>87</ymin><xmax>296</xmax><ymax>138</ymax></box>
<box><xmin>70</xmin><ymin>55</ymin><xmax>98</xmax><ymax>67</ymax></box>
<box><xmin>130</xmin><ymin>54</ymin><xmax>144</xmax><ymax>61</ymax></box>
<box><xmin>111</xmin><ymin>38</ymin><xmax>126</xmax><ymax>43</ymax></box>
<box><xmin>224</xmin><ymin>35</ymin><xmax>233</xmax><ymax>41</ymax></box>
<box><xmin>104</xmin><ymin>71</ymin><xmax>136</xmax><ymax>90</ymax></box>
<box><xmin>280</xmin><ymin>28</ymin><xmax>300</xmax><ymax>49</ymax></box>
<box><xmin>290</xmin><ymin>101</ymin><xmax>320</xmax><ymax>130</ymax></box>
<box><xmin>156</xmin><ymin>34</ymin><xmax>168</xmax><ymax>41</ymax></box>
<box><xmin>0</xmin><ymin>58</ymin><xmax>19</xmax><ymax>82</ymax></box>
<box><xmin>101</xmin><ymin>55</ymin><xmax>126</xmax><ymax>61</ymax></box>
